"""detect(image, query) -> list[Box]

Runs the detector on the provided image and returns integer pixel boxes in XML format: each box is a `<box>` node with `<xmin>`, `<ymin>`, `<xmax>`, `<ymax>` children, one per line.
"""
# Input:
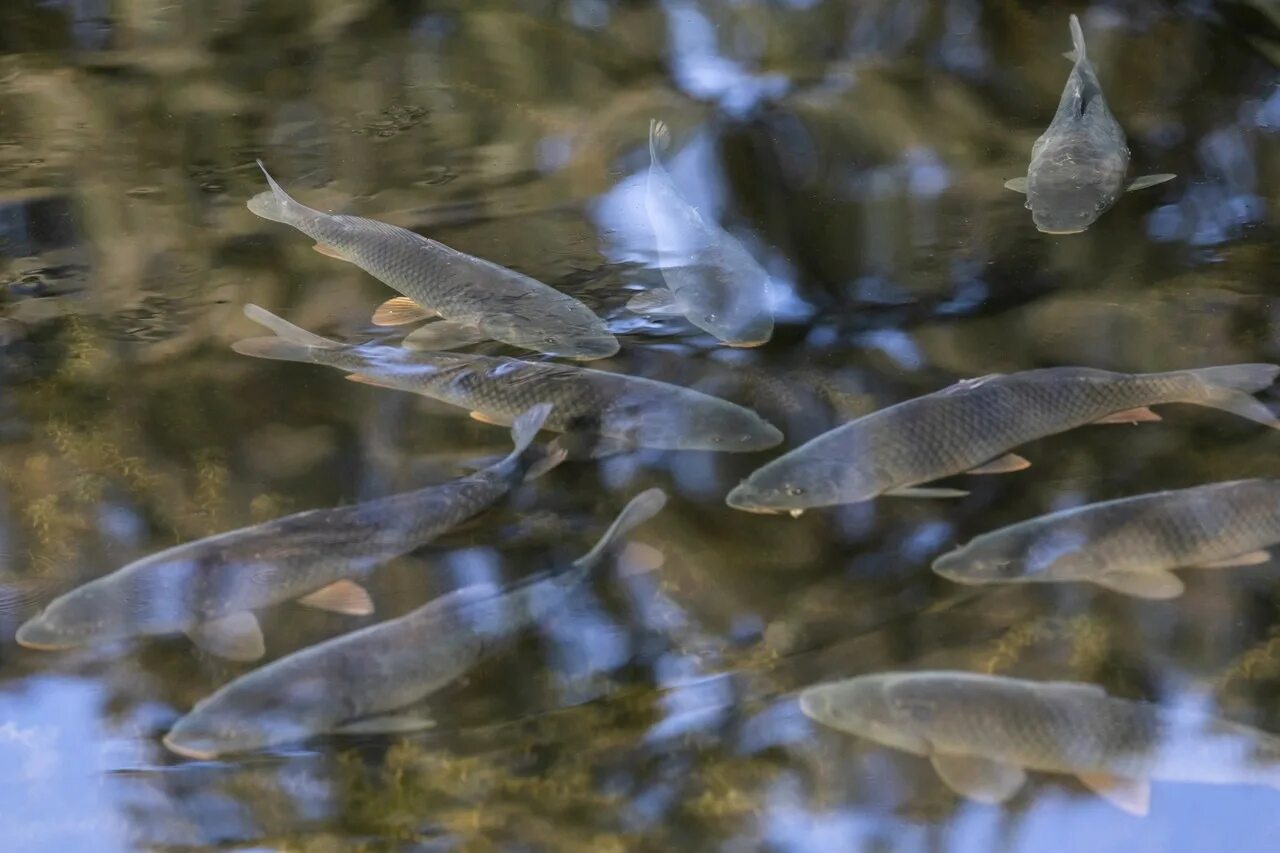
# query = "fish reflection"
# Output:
<box><xmin>247</xmin><ymin>162</ymin><xmax>618</xmax><ymax>360</ymax></box>
<box><xmin>629</xmin><ymin>120</ymin><xmax>773</xmax><ymax>347</ymax></box>
<box><xmin>1003</xmin><ymin>15</ymin><xmax>1174</xmax><ymax>234</ymax></box>
<box><xmin>162</xmin><ymin>489</ymin><xmax>667</xmax><ymax>759</ymax></box>
<box><xmin>727</xmin><ymin>364</ymin><xmax>1280</xmax><ymax>515</ymax></box>
<box><xmin>15</xmin><ymin>405</ymin><xmax>559</xmax><ymax>661</ymax></box>
<box><xmin>801</xmin><ymin>671</ymin><xmax>1280</xmax><ymax>814</ymax></box>
<box><xmin>934</xmin><ymin>479</ymin><xmax>1280</xmax><ymax>599</ymax></box>
<box><xmin>234</xmin><ymin>304</ymin><xmax>782</xmax><ymax>454</ymax></box>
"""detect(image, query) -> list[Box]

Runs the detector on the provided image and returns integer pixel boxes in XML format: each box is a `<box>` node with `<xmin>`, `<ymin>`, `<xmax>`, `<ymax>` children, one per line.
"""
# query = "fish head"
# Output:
<box><xmin>679</xmin><ymin>284</ymin><xmax>774</xmax><ymax>348</ymax></box>
<box><xmin>682</xmin><ymin>406</ymin><xmax>783</xmax><ymax>452</ymax></box>
<box><xmin>726</xmin><ymin>454</ymin><xmax>867</xmax><ymax>513</ymax></box>
<box><xmin>1026</xmin><ymin>149</ymin><xmax>1124</xmax><ymax>235</ymax></box>
<box><xmin>164</xmin><ymin>675</ymin><xmax>335</xmax><ymax>759</ymax></box>
<box><xmin>503</xmin><ymin>323</ymin><xmax>619</xmax><ymax>361</ymax></box>
<box><xmin>934</xmin><ymin>525</ymin><xmax>1097</xmax><ymax>583</ymax></box>
<box><xmin>932</xmin><ymin>541</ymin><xmax>1022</xmax><ymax>584</ymax></box>
<box><xmin>800</xmin><ymin>675</ymin><xmax>932</xmax><ymax>755</ymax></box>
<box><xmin>15</xmin><ymin>587</ymin><xmax>112</xmax><ymax>651</ymax></box>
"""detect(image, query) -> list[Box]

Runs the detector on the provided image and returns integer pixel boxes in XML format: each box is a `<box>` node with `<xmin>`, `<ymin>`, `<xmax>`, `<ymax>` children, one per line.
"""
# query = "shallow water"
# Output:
<box><xmin>3</xmin><ymin>0</ymin><xmax>1280</xmax><ymax>849</ymax></box>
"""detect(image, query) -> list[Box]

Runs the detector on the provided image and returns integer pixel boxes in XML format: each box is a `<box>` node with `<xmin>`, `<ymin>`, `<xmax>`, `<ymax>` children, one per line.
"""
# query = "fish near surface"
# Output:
<box><xmin>1003</xmin><ymin>15</ymin><xmax>1174</xmax><ymax>234</ymax></box>
<box><xmin>726</xmin><ymin>364</ymin><xmax>1280</xmax><ymax>515</ymax></box>
<box><xmin>15</xmin><ymin>405</ymin><xmax>559</xmax><ymax>661</ymax></box>
<box><xmin>632</xmin><ymin>120</ymin><xmax>773</xmax><ymax>347</ymax></box>
<box><xmin>933</xmin><ymin>479</ymin><xmax>1280</xmax><ymax>599</ymax></box>
<box><xmin>162</xmin><ymin>489</ymin><xmax>667</xmax><ymax>759</ymax></box>
<box><xmin>801</xmin><ymin>671</ymin><xmax>1280</xmax><ymax>814</ymax></box>
<box><xmin>234</xmin><ymin>304</ymin><xmax>782</xmax><ymax>454</ymax></box>
<box><xmin>246</xmin><ymin>162</ymin><xmax>617</xmax><ymax>360</ymax></box>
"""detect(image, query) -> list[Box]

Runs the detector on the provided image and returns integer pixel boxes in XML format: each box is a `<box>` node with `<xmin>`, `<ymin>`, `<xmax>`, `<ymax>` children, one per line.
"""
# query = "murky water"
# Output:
<box><xmin>3</xmin><ymin>1</ymin><xmax>1280</xmax><ymax>849</ymax></box>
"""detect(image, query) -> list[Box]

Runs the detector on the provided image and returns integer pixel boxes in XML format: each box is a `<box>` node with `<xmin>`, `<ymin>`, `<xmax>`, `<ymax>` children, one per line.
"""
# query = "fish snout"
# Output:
<box><xmin>1035</xmin><ymin>225</ymin><xmax>1088</xmax><ymax>236</ymax></box>
<box><xmin>15</xmin><ymin>619</ymin><xmax>78</xmax><ymax>651</ymax></box>
<box><xmin>562</xmin><ymin>336</ymin><xmax>621</xmax><ymax>361</ymax></box>
<box><xmin>162</xmin><ymin>731</ymin><xmax>221</xmax><ymax>761</ymax></box>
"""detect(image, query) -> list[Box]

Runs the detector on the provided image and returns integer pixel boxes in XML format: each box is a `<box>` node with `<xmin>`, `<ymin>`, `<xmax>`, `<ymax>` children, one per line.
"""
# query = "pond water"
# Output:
<box><xmin>3</xmin><ymin>0</ymin><xmax>1280</xmax><ymax>850</ymax></box>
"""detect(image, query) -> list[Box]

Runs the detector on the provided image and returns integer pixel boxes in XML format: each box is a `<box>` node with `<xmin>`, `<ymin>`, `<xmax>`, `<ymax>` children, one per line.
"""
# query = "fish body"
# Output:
<box><xmin>636</xmin><ymin>120</ymin><xmax>773</xmax><ymax>347</ymax></box>
<box><xmin>15</xmin><ymin>405</ymin><xmax>556</xmax><ymax>660</ymax></box>
<box><xmin>933</xmin><ymin>479</ymin><xmax>1280</xmax><ymax>599</ymax></box>
<box><xmin>801</xmin><ymin>671</ymin><xmax>1280</xmax><ymax>812</ymax></box>
<box><xmin>726</xmin><ymin>365</ymin><xmax>1279</xmax><ymax>514</ymax></box>
<box><xmin>162</xmin><ymin>489</ymin><xmax>667</xmax><ymax>758</ymax></box>
<box><xmin>234</xmin><ymin>305</ymin><xmax>782</xmax><ymax>453</ymax></box>
<box><xmin>1005</xmin><ymin>15</ymin><xmax>1174</xmax><ymax>233</ymax></box>
<box><xmin>247</xmin><ymin>164</ymin><xmax>617</xmax><ymax>360</ymax></box>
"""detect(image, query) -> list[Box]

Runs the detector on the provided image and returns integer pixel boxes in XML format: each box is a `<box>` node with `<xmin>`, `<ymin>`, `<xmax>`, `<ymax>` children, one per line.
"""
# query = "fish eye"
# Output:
<box><xmin>710</xmin><ymin>435</ymin><xmax>724</xmax><ymax>444</ymax></box>
<box><xmin>703</xmin><ymin>313</ymin><xmax>717</xmax><ymax>323</ymax></box>
<box><xmin>785</xmin><ymin>486</ymin><xmax>805</xmax><ymax>497</ymax></box>
<box><xmin>543</xmin><ymin>337</ymin><xmax>557</xmax><ymax>344</ymax></box>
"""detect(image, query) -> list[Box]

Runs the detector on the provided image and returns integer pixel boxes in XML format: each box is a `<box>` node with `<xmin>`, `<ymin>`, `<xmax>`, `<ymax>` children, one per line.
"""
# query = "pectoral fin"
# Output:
<box><xmin>313</xmin><ymin>243</ymin><xmax>350</xmax><ymax>261</ymax></box>
<box><xmin>469</xmin><ymin>410</ymin><xmax>503</xmax><ymax>426</ymax></box>
<box><xmin>1093</xmin><ymin>407</ymin><xmax>1162</xmax><ymax>425</ymax></box>
<box><xmin>626</xmin><ymin>288</ymin><xmax>683</xmax><ymax>316</ymax></box>
<box><xmin>967</xmin><ymin>453</ymin><xmax>1031</xmax><ymax>475</ymax></box>
<box><xmin>372</xmin><ymin>296</ymin><xmax>432</xmax><ymax>326</ymax></box>
<box><xmin>402</xmin><ymin>321</ymin><xmax>490</xmax><ymax>351</ymax></box>
<box><xmin>619</xmin><ymin>541</ymin><xmax>666</xmax><ymax>574</ymax></box>
<box><xmin>929</xmin><ymin>753</ymin><xmax>1027</xmax><ymax>804</ymax></box>
<box><xmin>297</xmin><ymin>580</ymin><xmax>374</xmax><ymax>616</ymax></box>
<box><xmin>1003</xmin><ymin>177</ymin><xmax>1029</xmax><ymax>193</ymax></box>
<box><xmin>188</xmin><ymin>612</ymin><xmax>265</xmax><ymax>661</ymax></box>
<box><xmin>345</xmin><ymin>373</ymin><xmax>400</xmax><ymax>389</ymax></box>
<box><xmin>1076</xmin><ymin>772</ymin><xmax>1151</xmax><ymax>816</ymax></box>
<box><xmin>1092</xmin><ymin>571</ymin><xmax>1185</xmax><ymax>600</ymax></box>
<box><xmin>334</xmin><ymin>713</ymin><xmax>436</xmax><ymax>736</ymax></box>
<box><xmin>1126</xmin><ymin>174</ymin><xmax>1176</xmax><ymax>192</ymax></box>
<box><xmin>885</xmin><ymin>487</ymin><xmax>970</xmax><ymax>498</ymax></box>
<box><xmin>1193</xmin><ymin>550</ymin><xmax>1270</xmax><ymax>569</ymax></box>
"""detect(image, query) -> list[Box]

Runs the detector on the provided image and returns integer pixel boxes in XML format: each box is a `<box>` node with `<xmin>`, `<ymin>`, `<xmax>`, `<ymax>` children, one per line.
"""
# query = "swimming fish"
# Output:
<box><xmin>800</xmin><ymin>671</ymin><xmax>1280</xmax><ymax>815</ymax></box>
<box><xmin>233</xmin><ymin>304</ymin><xmax>782</xmax><ymax>454</ymax></box>
<box><xmin>246</xmin><ymin>162</ymin><xmax>617</xmax><ymax>360</ymax></box>
<box><xmin>1003</xmin><ymin>15</ymin><xmax>1175</xmax><ymax>234</ymax></box>
<box><xmin>726</xmin><ymin>364</ymin><xmax>1280</xmax><ymax>515</ymax></box>
<box><xmin>162</xmin><ymin>488</ymin><xmax>667</xmax><ymax>759</ymax></box>
<box><xmin>15</xmin><ymin>405</ymin><xmax>559</xmax><ymax>661</ymax></box>
<box><xmin>630</xmin><ymin>120</ymin><xmax>773</xmax><ymax>347</ymax></box>
<box><xmin>933</xmin><ymin>479</ymin><xmax>1280</xmax><ymax>600</ymax></box>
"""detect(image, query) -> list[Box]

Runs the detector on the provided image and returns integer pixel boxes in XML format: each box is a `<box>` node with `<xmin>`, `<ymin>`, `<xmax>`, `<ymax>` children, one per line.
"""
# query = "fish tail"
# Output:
<box><xmin>574</xmin><ymin>488</ymin><xmax>667</xmax><ymax>569</ymax></box>
<box><xmin>649</xmin><ymin>119</ymin><xmax>671</xmax><ymax>161</ymax></box>
<box><xmin>232</xmin><ymin>304</ymin><xmax>342</xmax><ymax>362</ymax></box>
<box><xmin>1180</xmin><ymin>364</ymin><xmax>1280</xmax><ymax>429</ymax></box>
<box><xmin>246</xmin><ymin>160</ymin><xmax>314</xmax><ymax>224</ymax></box>
<box><xmin>1066</xmin><ymin>14</ymin><xmax>1086</xmax><ymax>63</ymax></box>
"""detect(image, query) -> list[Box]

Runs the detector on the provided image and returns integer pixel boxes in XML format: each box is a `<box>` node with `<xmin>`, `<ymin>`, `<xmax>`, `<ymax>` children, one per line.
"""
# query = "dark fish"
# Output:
<box><xmin>727</xmin><ymin>365</ymin><xmax>1279</xmax><ymax>515</ymax></box>
<box><xmin>630</xmin><ymin>119</ymin><xmax>773</xmax><ymax>347</ymax></box>
<box><xmin>15</xmin><ymin>406</ymin><xmax>559</xmax><ymax>661</ymax></box>
<box><xmin>234</xmin><ymin>304</ymin><xmax>782</xmax><ymax>454</ymax></box>
<box><xmin>162</xmin><ymin>489</ymin><xmax>667</xmax><ymax>759</ymax></box>
<box><xmin>1003</xmin><ymin>15</ymin><xmax>1174</xmax><ymax>234</ymax></box>
<box><xmin>934</xmin><ymin>479</ymin><xmax>1280</xmax><ymax>599</ymax></box>
<box><xmin>801</xmin><ymin>671</ymin><xmax>1280</xmax><ymax>815</ymax></box>
<box><xmin>247</xmin><ymin>163</ymin><xmax>617</xmax><ymax>360</ymax></box>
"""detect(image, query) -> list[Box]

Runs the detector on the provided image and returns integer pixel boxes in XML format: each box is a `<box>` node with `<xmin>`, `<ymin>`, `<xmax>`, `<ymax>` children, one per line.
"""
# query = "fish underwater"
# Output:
<box><xmin>233</xmin><ymin>304</ymin><xmax>782</xmax><ymax>455</ymax></box>
<box><xmin>162</xmin><ymin>488</ymin><xmax>667</xmax><ymax>759</ymax></box>
<box><xmin>246</xmin><ymin>162</ymin><xmax>618</xmax><ymax>360</ymax></box>
<box><xmin>933</xmin><ymin>479</ymin><xmax>1280</xmax><ymax>599</ymax></box>
<box><xmin>630</xmin><ymin>120</ymin><xmax>774</xmax><ymax>347</ymax></box>
<box><xmin>726</xmin><ymin>364</ymin><xmax>1280</xmax><ymax>515</ymax></box>
<box><xmin>15</xmin><ymin>405</ymin><xmax>559</xmax><ymax>661</ymax></box>
<box><xmin>800</xmin><ymin>671</ymin><xmax>1280</xmax><ymax>815</ymax></box>
<box><xmin>1003</xmin><ymin>15</ymin><xmax>1175</xmax><ymax>234</ymax></box>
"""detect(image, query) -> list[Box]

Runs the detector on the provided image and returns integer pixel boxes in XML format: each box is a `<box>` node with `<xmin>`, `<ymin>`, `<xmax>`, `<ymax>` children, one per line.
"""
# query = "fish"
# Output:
<box><xmin>233</xmin><ymin>304</ymin><xmax>782</xmax><ymax>454</ymax></box>
<box><xmin>630</xmin><ymin>119</ymin><xmax>773</xmax><ymax>347</ymax></box>
<box><xmin>726</xmin><ymin>364</ymin><xmax>1280</xmax><ymax>515</ymax></box>
<box><xmin>933</xmin><ymin>479</ymin><xmax>1280</xmax><ymax>599</ymax></box>
<box><xmin>800</xmin><ymin>671</ymin><xmax>1280</xmax><ymax>815</ymax></box>
<box><xmin>1002</xmin><ymin>15</ymin><xmax>1175</xmax><ymax>234</ymax></box>
<box><xmin>246</xmin><ymin>162</ymin><xmax>618</xmax><ymax>360</ymax></box>
<box><xmin>162</xmin><ymin>488</ymin><xmax>667</xmax><ymax>759</ymax></box>
<box><xmin>14</xmin><ymin>405</ymin><xmax>560</xmax><ymax>661</ymax></box>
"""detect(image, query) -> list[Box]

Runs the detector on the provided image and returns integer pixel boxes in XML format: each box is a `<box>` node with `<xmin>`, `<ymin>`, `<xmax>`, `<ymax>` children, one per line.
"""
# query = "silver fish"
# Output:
<box><xmin>14</xmin><ymin>405</ymin><xmax>559</xmax><ymax>661</ymax></box>
<box><xmin>933</xmin><ymin>479</ymin><xmax>1280</xmax><ymax>599</ymax></box>
<box><xmin>246</xmin><ymin>162</ymin><xmax>618</xmax><ymax>360</ymax></box>
<box><xmin>630</xmin><ymin>120</ymin><xmax>773</xmax><ymax>347</ymax></box>
<box><xmin>727</xmin><ymin>364</ymin><xmax>1280</xmax><ymax>515</ymax></box>
<box><xmin>162</xmin><ymin>488</ymin><xmax>667</xmax><ymax>759</ymax></box>
<box><xmin>801</xmin><ymin>671</ymin><xmax>1280</xmax><ymax>815</ymax></box>
<box><xmin>1003</xmin><ymin>15</ymin><xmax>1174</xmax><ymax>234</ymax></box>
<box><xmin>234</xmin><ymin>304</ymin><xmax>782</xmax><ymax>454</ymax></box>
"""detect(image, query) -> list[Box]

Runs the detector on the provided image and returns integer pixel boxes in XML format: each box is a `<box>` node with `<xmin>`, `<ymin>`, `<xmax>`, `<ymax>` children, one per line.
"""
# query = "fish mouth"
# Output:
<box><xmin>724</xmin><ymin>339</ymin><xmax>770</xmax><ymax>349</ymax></box>
<box><xmin>162</xmin><ymin>733</ymin><xmax>221</xmax><ymax>761</ymax></box>
<box><xmin>725</xmin><ymin>487</ymin><xmax>788</xmax><ymax>514</ymax></box>
<box><xmin>14</xmin><ymin>625</ymin><xmax>77</xmax><ymax>651</ymax></box>
<box><xmin>1035</xmin><ymin>226</ymin><xmax>1088</xmax><ymax>235</ymax></box>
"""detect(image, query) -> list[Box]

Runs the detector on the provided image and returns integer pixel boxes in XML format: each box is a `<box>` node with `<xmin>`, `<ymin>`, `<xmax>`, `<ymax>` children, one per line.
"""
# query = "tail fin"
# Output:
<box><xmin>1065</xmin><ymin>14</ymin><xmax>1086</xmax><ymax>63</ymax></box>
<box><xmin>232</xmin><ymin>303</ymin><xmax>342</xmax><ymax>363</ymax></box>
<box><xmin>574</xmin><ymin>488</ymin><xmax>667</xmax><ymax>569</ymax></box>
<box><xmin>1183</xmin><ymin>364</ymin><xmax>1280</xmax><ymax>429</ymax></box>
<box><xmin>649</xmin><ymin>119</ymin><xmax>671</xmax><ymax>162</ymax></box>
<box><xmin>246</xmin><ymin>160</ymin><xmax>313</xmax><ymax>224</ymax></box>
